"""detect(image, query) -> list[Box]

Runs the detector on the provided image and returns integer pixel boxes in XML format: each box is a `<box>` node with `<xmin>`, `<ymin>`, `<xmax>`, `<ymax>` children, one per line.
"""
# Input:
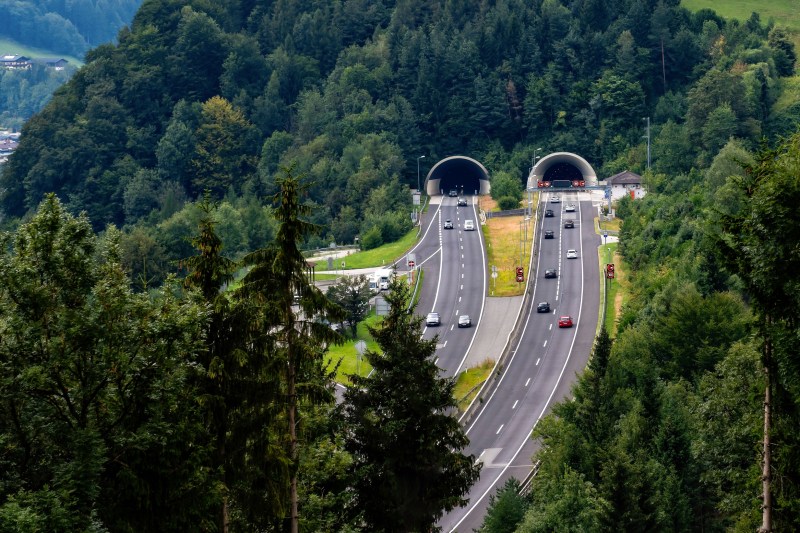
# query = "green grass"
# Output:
<box><xmin>681</xmin><ymin>1</ymin><xmax>800</xmax><ymax>31</ymax></box>
<box><xmin>453</xmin><ymin>359</ymin><xmax>495</xmax><ymax>411</ymax></box>
<box><xmin>599</xmin><ymin>243</ymin><xmax>621</xmax><ymax>336</ymax></box>
<box><xmin>484</xmin><ymin>214</ymin><xmax>532</xmax><ymax>297</ymax></box>
<box><xmin>335</xmin><ymin>228</ymin><xmax>419</xmax><ymax>270</ymax></box>
<box><xmin>0</xmin><ymin>37</ymin><xmax>84</xmax><ymax>66</ymax></box>
<box><xmin>325</xmin><ymin>313</ymin><xmax>383</xmax><ymax>385</ymax></box>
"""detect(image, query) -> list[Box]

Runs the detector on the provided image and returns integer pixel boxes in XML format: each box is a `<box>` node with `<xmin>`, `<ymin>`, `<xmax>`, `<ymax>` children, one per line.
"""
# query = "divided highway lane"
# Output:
<box><xmin>440</xmin><ymin>194</ymin><xmax>600</xmax><ymax>532</ymax></box>
<box><xmin>419</xmin><ymin>196</ymin><xmax>486</xmax><ymax>377</ymax></box>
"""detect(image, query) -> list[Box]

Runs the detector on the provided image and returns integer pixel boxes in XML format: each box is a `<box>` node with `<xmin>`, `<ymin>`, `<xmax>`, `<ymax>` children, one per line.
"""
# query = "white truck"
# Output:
<box><xmin>369</xmin><ymin>268</ymin><xmax>394</xmax><ymax>292</ymax></box>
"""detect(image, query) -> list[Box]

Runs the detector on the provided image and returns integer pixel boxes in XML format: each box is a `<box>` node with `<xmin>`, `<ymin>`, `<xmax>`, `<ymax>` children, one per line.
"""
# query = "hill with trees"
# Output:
<box><xmin>2</xmin><ymin>0</ymin><xmax>797</xmax><ymax>283</ymax></box>
<box><xmin>1</xmin><ymin>0</ymin><xmax>800</xmax><ymax>530</ymax></box>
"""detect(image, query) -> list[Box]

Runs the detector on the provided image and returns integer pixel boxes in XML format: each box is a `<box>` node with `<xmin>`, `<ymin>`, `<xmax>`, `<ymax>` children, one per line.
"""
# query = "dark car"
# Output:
<box><xmin>544</xmin><ymin>209</ymin><xmax>554</xmax><ymax>218</ymax></box>
<box><xmin>544</xmin><ymin>230</ymin><xmax>554</xmax><ymax>239</ymax></box>
<box><xmin>458</xmin><ymin>197</ymin><xmax>467</xmax><ymax>206</ymax></box>
<box><xmin>544</xmin><ymin>269</ymin><xmax>557</xmax><ymax>278</ymax></box>
<box><xmin>537</xmin><ymin>302</ymin><xmax>550</xmax><ymax>313</ymax></box>
<box><xmin>564</xmin><ymin>220</ymin><xmax>574</xmax><ymax>229</ymax></box>
<box><xmin>449</xmin><ymin>189</ymin><xmax>458</xmax><ymax>197</ymax></box>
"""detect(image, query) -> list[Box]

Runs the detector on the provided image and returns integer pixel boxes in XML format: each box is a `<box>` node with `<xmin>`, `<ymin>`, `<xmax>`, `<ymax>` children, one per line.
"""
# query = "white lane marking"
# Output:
<box><xmin>443</xmin><ymin>341</ymin><xmax>447</xmax><ymax>347</ymax></box>
<box><xmin>536</xmin><ymin>358</ymin><xmax>541</xmax><ymax>366</ymax></box>
<box><xmin>549</xmin><ymin>323</ymin><xmax>552</xmax><ymax>330</ymax></box>
<box><xmin>434</xmin><ymin>357</ymin><xmax>439</xmax><ymax>365</ymax></box>
<box><xmin>496</xmin><ymin>424</ymin><xmax>504</xmax><ymax>435</ymax></box>
<box><xmin>449</xmin><ymin>197</ymin><xmax>590</xmax><ymax>533</ymax></box>
<box><xmin>450</xmin><ymin>324</ymin><xmax>454</xmax><ymax>331</ymax></box>
<box><xmin>460</xmin><ymin>284</ymin><xmax>463</xmax><ymax>290</ymax></box>
<box><xmin>525</xmin><ymin>378</ymin><xmax>531</xmax><ymax>387</ymax></box>
<box><xmin>512</xmin><ymin>400</ymin><xmax>519</xmax><ymax>409</ymax></box>
<box><xmin>543</xmin><ymin>340</ymin><xmax>547</xmax><ymax>347</ymax></box>
<box><xmin>459</xmin><ymin>296</ymin><xmax>462</xmax><ymax>302</ymax></box>
<box><xmin>462</xmin><ymin>263</ymin><xmax>465</xmax><ymax>268</ymax></box>
<box><xmin>462</xmin><ymin>273</ymin><xmax>464</xmax><ymax>278</ymax></box>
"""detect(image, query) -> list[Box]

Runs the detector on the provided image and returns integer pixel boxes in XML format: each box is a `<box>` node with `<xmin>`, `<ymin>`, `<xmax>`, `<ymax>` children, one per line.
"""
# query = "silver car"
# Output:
<box><xmin>426</xmin><ymin>312</ymin><xmax>440</xmax><ymax>326</ymax></box>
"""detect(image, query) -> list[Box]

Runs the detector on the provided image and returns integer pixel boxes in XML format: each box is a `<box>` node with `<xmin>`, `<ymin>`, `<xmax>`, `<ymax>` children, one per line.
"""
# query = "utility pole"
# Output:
<box><xmin>643</xmin><ymin>117</ymin><xmax>651</xmax><ymax>170</ymax></box>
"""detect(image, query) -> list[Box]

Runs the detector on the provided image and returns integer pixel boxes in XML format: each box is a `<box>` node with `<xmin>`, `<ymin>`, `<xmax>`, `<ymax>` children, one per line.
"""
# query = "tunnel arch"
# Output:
<box><xmin>526</xmin><ymin>152</ymin><xmax>597</xmax><ymax>189</ymax></box>
<box><xmin>425</xmin><ymin>156</ymin><xmax>490</xmax><ymax>196</ymax></box>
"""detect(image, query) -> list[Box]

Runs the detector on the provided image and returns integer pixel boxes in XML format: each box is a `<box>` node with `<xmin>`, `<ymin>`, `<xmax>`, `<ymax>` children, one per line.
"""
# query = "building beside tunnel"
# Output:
<box><xmin>424</xmin><ymin>156</ymin><xmax>491</xmax><ymax>196</ymax></box>
<box><xmin>603</xmin><ymin>170</ymin><xmax>646</xmax><ymax>201</ymax></box>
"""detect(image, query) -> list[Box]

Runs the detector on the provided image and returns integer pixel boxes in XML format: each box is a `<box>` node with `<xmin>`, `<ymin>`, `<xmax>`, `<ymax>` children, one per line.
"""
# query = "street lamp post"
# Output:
<box><xmin>417</xmin><ymin>155</ymin><xmax>426</xmax><ymax>193</ymax></box>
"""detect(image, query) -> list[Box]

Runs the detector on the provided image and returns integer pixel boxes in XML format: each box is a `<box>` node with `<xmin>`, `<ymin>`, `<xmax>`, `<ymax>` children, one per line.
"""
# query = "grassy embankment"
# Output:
<box><xmin>480</xmin><ymin>196</ymin><xmax>533</xmax><ymax>297</ymax></box>
<box><xmin>596</xmin><ymin>216</ymin><xmax>627</xmax><ymax>337</ymax></box>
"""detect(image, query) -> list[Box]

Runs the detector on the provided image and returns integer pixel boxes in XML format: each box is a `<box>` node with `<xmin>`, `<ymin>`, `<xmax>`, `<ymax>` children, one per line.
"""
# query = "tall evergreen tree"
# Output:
<box><xmin>342</xmin><ymin>278</ymin><xmax>481</xmax><ymax>531</ymax></box>
<box><xmin>236</xmin><ymin>167</ymin><xmax>343</xmax><ymax>533</ymax></box>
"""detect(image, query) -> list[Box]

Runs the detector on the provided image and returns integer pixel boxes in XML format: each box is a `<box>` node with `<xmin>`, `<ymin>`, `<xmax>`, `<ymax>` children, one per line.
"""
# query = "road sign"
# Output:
<box><xmin>606</xmin><ymin>263</ymin><xmax>615</xmax><ymax>279</ymax></box>
<box><xmin>355</xmin><ymin>340</ymin><xmax>367</xmax><ymax>356</ymax></box>
<box><xmin>491</xmin><ymin>271</ymin><xmax>498</xmax><ymax>279</ymax></box>
<box><xmin>516</xmin><ymin>266</ymin><xmax>524</xmax><ymax>283</ymax></box>
<box><xmin>408</xmin><ymin>260</ymin><xmax>415</xmax><ymax>268</ymax></box>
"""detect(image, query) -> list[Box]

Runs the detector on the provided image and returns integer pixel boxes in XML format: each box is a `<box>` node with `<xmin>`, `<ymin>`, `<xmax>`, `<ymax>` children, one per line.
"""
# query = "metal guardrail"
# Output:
<box><xmin>485</xmin><ymin>208</ymin><xmax>526</xmax><ymax>218</ymax></box>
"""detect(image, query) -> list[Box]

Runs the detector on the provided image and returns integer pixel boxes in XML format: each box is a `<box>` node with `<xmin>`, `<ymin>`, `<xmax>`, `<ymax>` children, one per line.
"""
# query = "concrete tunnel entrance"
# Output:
<box><xmin>526</xmin><ymin>152</ymin><xmax>598</xmax><ymax>189</ymax></box>
<box><xmin>424</xmin><ymin>156</ymin><xmax>490</xmax><ymax>196</ymax></box>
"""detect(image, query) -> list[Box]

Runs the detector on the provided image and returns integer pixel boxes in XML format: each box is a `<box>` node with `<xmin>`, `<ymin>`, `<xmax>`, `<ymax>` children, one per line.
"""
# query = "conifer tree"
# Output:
<box><xmin>342</xmin><ymin>278</ymin><xmax>481</xmax><ymax>531</ymax></box>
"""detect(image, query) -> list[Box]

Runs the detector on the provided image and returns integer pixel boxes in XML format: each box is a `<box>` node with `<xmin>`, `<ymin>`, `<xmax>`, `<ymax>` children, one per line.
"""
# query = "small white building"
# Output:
<box><xmin>604</xmin><ymin>170</ymin><xmax>646</xmax><ymax>201</ymax></box>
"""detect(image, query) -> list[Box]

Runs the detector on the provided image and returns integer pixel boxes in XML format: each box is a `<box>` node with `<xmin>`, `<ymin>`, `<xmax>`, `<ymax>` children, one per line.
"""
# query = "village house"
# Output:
<box><xmin>603</xmin><ymin>170</ymin><xmax>646</xmax><ymax>201</ymax></box>
<box><xmin>1</xmin><ymin>54</ymin><xmax>69</xmax><ymax>70</ymax></box>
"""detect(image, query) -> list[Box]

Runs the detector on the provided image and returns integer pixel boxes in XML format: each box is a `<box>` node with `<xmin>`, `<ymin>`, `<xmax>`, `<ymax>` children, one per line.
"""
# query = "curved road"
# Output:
<box><xmin>440</xmin><ymin>193</ymin><xmax>601</xmax><ymax>532</ymax></box>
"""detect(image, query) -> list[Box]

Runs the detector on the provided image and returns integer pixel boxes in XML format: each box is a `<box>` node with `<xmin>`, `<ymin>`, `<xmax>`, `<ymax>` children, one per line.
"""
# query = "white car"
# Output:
<box><xmin>458</xmin><ymin>315</ymin><xmax>472</xmax><ymax>328</ymax></box>
<box><xmin>550</xmin><ymin>196</ymin><xmax>561</xmax><ymax>203</ymax></box>
<box><xmin>464</xmin><ymin>220</ymin><xmax>475</xmax><ymax>231</ymax></box>
<box><xmin>566</xmin><ymin>249</ymin><xmax>578</xmax><ymax>259</ymax></box>
<box><xmin>565</xmin><ymin>204</ymin><xmax>576</xmax><ymax>212</ymax></box>
<box><xmin>426</xmin><ymin>312</ymin><xmax>440</xmax><ymax>326</ymax></box>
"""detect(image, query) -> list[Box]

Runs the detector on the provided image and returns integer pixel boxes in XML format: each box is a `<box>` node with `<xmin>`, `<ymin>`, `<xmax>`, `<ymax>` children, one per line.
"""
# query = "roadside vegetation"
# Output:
<box><xmin>453</xmin><ymin>359</ymin><xmax>496</xmax><ymax>411</ymax></box>
<box><xmin>481</xmin><ymin>197</ymin><xmax>533</xmax><ymax>297</ymax></box>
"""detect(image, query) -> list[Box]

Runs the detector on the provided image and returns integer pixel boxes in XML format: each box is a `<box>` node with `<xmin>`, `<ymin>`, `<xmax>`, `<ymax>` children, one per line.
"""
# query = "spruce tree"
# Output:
<box><xmin>342</xmin><ymin>278</ymin><xmax>481</xmax><ymax>531</ymax></box>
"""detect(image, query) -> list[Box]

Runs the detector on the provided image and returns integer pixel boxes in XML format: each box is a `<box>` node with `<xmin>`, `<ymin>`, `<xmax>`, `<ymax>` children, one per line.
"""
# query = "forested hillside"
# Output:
<box><xmin>2</xmin><ymin>0</ymin><xmax>797</xmax><ymax>284</ymax></box>
<box><xmin>1</xmin><ymin>0</ymin><xmax>800</xmax><ymax>530</ymax></box>
<box><xmin>0</xmin><ymin>0</ymin><xmax>142</xmax><ymax>56</ymax></box>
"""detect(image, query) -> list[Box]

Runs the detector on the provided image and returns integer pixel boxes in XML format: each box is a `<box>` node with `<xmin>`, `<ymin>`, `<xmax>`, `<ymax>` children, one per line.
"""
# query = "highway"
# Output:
<box><xmin>439</xmin><ymin>192</ymin><xmax>600</xmax><ymax>532</ymax></box>
<box><xmin>410</xmin><ymin>195</ymin><xmax>486</xmax><ymax>377</ymax></box>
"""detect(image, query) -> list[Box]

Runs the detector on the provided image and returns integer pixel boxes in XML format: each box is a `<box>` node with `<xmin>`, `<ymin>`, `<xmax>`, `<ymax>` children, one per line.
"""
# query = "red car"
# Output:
<box><xmin>558</xmin><ymin>316</ymin><xmax>573</xmax><ymax>328</ymax></box>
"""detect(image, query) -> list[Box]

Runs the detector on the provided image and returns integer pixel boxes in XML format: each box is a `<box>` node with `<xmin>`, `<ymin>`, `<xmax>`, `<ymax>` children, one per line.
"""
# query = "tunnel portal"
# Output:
<box><xmin>425</xmin><ymin>156</ymin><xmax>490</xmax><ymax>196</ymax></box>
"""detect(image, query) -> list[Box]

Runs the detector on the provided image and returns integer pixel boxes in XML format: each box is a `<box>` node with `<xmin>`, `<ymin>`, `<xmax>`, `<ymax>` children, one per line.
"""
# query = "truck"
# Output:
<box><xmin>369</xmin><ymin>268</ymin><xmax>394</xmax><ymax>292</ymax></box>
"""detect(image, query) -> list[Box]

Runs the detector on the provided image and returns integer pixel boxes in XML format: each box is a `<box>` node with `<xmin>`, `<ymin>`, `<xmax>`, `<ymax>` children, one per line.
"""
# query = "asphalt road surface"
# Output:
<box><xmin>440</xmin><ymin>192</ymin><xmax>600</xmax><ymax>532</ymax></box>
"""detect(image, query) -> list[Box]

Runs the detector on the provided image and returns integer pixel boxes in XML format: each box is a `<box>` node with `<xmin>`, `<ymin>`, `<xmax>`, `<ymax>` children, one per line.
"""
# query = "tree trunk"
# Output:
<box><xmin>289</xmin><ymin>344</ymin><xmax>299</xmax><ymax>533</ymax></box>
<box><xmin>759</xmin><ymin>333</ymin><xmax>772</xmax><ymax>533</ymax></box>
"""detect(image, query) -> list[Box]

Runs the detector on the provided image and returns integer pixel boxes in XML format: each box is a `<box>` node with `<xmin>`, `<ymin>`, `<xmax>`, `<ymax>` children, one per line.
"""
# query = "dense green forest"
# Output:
<box><xmin>0</xmin><ymin>63</ymin><xmax>78</xmax><ymax>130</ymax></box>
<box><xmin>0</xmin><ymin>0</ymin><xmax>142</xmax><ymax>56</ymax></box>
<box><xmin>2</xmin><ymin>0</ymin><xmax>798</xmax><ymax>283</ymax></box>
<box><xmin>1</xmin><ymin>0</ymin><xmax>800</xmax><ymax>531</ymax></box>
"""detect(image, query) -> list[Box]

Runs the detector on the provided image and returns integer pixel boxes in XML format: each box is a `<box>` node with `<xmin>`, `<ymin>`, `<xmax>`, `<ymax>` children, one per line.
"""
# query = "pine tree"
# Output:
<box><xmin>342</xmin><ymin>278</ymin><xmax>481</xmax><ymax>531</ymax></box>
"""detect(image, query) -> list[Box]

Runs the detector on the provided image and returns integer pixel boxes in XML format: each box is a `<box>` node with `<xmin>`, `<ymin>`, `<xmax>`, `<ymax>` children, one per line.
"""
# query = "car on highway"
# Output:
<box><xmin>544</xmin><ymin>209</ymin><xmax>554</xmax><ymax>217</ymax></box>
<box><xmin>458</xmin><ymin>197</ymin><xmax>467</xmax><ymax>206</ymax></box>
<box><xmin>458</xmin><ymin>315</ymin><xmax>472</xmax><ymax>327</ymax></box>
<box><xmin>537</xmin><ymin>302</ymin><xmax>550</xmax><ymax>313</ymax></box>
<box><xmin>558</xmin><ymin>315</ymin><xmax>574</xmax><ymax>328</ymax></box>
<box><xmin>449</xmin><ymin>189</ymin><xmax>458</xmax><ymax>197</ymax></box>
<box><xmin>544</xmin><ymin>268</ymin><xmax>557</xmax><ymax>278</ymax></box>
<box><xmin>444</xmin><ymin>219</ymin><xmax>454</xmax><ymax>229</ymax></box>
<box><xmin>544</xmin><ymin>230</ymin><xmax>554</xmax><ymax>239</ymax></box>
<box><xmin>426</xmin><ymin>312</ymin><xmax>440</xmax><ymax>326</ymax></box>
<box><xmin>565</xmin><ymin>204</ymin><xmax>576</xmax><ymax>212</ymax></box>
<box><xmin>464</xmin><ymin>220</ymin><xmax>475</xmax><ymax>231</ymax></box>
<box><xmin>550</xmin><ymin>196</ymin><xmax>560</xmax><ymax>203</ymax></box>
<box><xmin>564</xmin><ymin>219</ymin><xmax>574</xmax><ymax>228</ymax></box>
<box><xmin>566</xmin><ymin>249</ymin><xmax>578</xmax><ymax>259</ymax></box>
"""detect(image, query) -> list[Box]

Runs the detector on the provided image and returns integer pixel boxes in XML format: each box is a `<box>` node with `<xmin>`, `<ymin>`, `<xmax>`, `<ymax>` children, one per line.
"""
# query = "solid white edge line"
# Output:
<box><xmin>449</xmin><ymin>197</ymin><xmax>589</xmax><ymax>533</ymax></box>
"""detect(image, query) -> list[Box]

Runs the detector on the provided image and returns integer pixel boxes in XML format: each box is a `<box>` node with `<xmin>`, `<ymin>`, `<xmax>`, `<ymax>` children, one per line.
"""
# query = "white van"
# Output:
<box><xmin>464</xmin><ymin>220</ymin><xmax>475</xmax><ymax>231</ymax></box>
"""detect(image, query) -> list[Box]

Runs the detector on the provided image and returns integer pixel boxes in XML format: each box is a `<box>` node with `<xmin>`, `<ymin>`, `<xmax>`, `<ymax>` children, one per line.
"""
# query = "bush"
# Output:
<box><xmin>360</xmin><ymin>225</ymin><xmax>383</xmax><ymax>250</ymax></box>
<box><xmin>498</xmin><ymin>196</ymin><xmax>520</xmax><ymax>210</ymax></box>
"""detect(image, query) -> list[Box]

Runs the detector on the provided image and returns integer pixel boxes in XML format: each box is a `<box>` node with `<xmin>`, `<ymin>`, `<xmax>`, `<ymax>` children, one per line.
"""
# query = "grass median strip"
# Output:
<box><xmin>453</xmin><ymin>359</ymin><xmax>495</xmax><ymax>412</ymax></box>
